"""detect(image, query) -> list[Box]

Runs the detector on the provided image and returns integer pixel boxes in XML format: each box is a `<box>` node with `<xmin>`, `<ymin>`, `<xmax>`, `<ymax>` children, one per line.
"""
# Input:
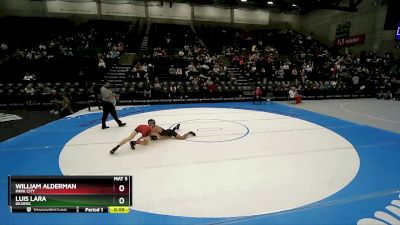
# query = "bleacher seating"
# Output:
<box><xmin>0</xmin><ymin>17</ymin><xmax>399</xmax><ymax>111</ymax></box>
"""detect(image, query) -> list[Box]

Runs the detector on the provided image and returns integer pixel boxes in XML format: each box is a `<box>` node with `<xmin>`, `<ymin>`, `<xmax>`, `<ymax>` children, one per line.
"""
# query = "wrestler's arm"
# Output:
<box><xmin>136</xmin><ymin>136</ymin><xmax>150</xmax><ymax>145</ymax></box>
<box><xmin>150</xmin><ymin>126</ymin><xmax>167</xmax><ymax>140</ymax></box>
<box><xmin>150</xmin><ymin>132</ymin><xmax>162</xmax><ymax>137</ymax></box>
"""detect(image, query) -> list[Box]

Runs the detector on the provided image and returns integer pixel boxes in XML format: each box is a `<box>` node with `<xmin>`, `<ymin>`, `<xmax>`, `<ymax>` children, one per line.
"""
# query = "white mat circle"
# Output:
<box><xmin>59</xmin><ymin>107</ymin><xmax>360</xmax><ymax>217</ymax></box>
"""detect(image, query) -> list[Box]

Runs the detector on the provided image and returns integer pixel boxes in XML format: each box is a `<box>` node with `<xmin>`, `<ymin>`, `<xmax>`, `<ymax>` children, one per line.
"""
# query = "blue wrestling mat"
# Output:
<box><xmin>1</xmin><ymin>102</ymin><xmax>399</xmax><ymax>225</ymax></box>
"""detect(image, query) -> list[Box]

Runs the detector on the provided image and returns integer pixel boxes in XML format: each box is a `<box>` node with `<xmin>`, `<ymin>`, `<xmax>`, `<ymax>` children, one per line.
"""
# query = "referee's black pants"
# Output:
<box><xmin>101</xmin><ymin>101</ymin><xmax>122</xmax><ymax>127</ymax></box>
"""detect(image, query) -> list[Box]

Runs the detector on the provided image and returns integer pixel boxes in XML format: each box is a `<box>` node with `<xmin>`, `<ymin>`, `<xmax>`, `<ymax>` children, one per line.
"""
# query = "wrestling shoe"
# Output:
<box><xmin>102</xmin><ymin>126</ymin><xmax>110</xmax><ymax>129</ymax></box>
<box><xmin>172</xmin><ymin>123</ymin><xmax>180</xmax><ymax>131</ymax></box>
<box><xmin>189</xmin><ymin>131</ymin><xmax>196</xmax><ymax>136</ymax></box>
<box><xmin>130</xmin><ymin>141</ymin><xmax>136</xmax><ymax>150</ymax></box>
<box><xmin>118</xmin><ymin>122</ymin><xmax>126</xmax><ymax>127</ymax></box>
<box><xmin>109</xmin><ymin>146</ymin><xmax>118</xmax><ymax>154</ymax></box>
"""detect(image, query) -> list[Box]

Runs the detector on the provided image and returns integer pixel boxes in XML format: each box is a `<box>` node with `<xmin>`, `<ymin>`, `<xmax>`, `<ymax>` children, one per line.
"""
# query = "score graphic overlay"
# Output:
<box><xmin>8</xmin><ymin>176</ymin><xmax>132</xmax><ymax>213</ymax></box>
<box><xmin>396</xmin><ymin>23</ymin><xmax>400</xmax><ymax>40</ymax></box>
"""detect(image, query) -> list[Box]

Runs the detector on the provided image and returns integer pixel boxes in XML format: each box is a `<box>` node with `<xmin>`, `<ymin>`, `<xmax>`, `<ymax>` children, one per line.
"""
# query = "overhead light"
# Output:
<box><xmin>292</xmin><ymin>3</ymin><xmax>297</xmax><ymax>7</ymax></box>
<box><xmin>241</xmin><ymin>0</ymin><xmax>247</xmax><ymax>2</ymax></box>
<box><xmin>267</xmin><ymin>1</ymin><xmax>274</xmax><ymax>5</ymax></box>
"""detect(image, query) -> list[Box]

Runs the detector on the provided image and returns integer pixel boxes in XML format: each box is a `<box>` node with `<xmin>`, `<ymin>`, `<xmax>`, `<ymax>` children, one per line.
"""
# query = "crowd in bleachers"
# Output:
<box><xmin>0</xmin><ymin>18</ymin><xmax>145</xmax><ymax>114</ymax></box>
<box><xmin>1</xmin><ymin>17</ymin><xmax>399</xmax><ymax>114</ymax></box>
<box><xmin>119</xmin><ymin>23</ymin><xmax>241</xmax><ymax>101</ymax></box>
<box><xmin>218</xmin><ymin>29</ymin><xmax>400</xmax><ymax>100</ymax></box>
<box><xmin>0</xmin><ymin>18</ymin><xmax>140</xmax><ymax>82</ymax></box>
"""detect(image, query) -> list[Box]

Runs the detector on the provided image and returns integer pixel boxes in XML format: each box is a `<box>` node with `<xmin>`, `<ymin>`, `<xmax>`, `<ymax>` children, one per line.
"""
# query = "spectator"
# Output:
<box><xmin>253</xmin><ymin>86</ymin><xmax>263</xmax><ymax>104</ymax></box>
<box><xmin>178</xmin><ymin>49</ymin><xmax>185</xmax><ymax>58</ymax></box>
<box><xmin>291</xmin><ymin>68</ymin><xmax>298</xmax><ymax>79</ymax></box>
<box><xmin>352</xmin><ymin>75</ymin><xmax>360</xmax><ymax>90</ymax></box>
<box><xmin>169</xmin><ymin>65</ymin><xmax>177</xmax><ymax>75</ymax></box>
<box><xmin>98</xmin><ymin>57</ymin><xmax>106</xmax><ymax>69</ymax></box>
<box><xmin>1</xmin><ymin>42</ymin><xmax>8</xmax><ymax>53</ymax></box>
<box><xmin>276</xmin><ymin>66</ymin><xmax>285</xmax><ymax>79</ymax></box>
<box><xmin>117</xmin><ymin>41</ymin><xmax>125</xmax><ymax>54</ymax></box>
<box><xmin>251</xmin><ymin>44</ymin><xmax>257</xmax><ymax>52</ymax></box>
<box><xmin>176</xmin><ymin>67</ymin><xmax>183</xmax><ymax>76</ymax></box>
<box><xmin>50</xmin><ymin>89</ymin><xmax>63</xmax><ymax>115</ymax></box>
<box><xmin>187</xmin><ymin>62</ymin><xmax>196</xmax><ymax>74</ymax></box>
<box><xmin>23</xmin><ymin>73</ymin><xmax>36</xmax><ymax>82</ymax></box>
<box><xmin>289</xmin><ymin>87</ymin><xmax>301</xmax><ymax>104</ymax></box>
<box><xmin>24</xmin><ymin>84</ymin><xmax>35</xmax><ymax>104</ymax></box>
<box><xmin>144</xmin><ymin>87</ymin><xmax>152</xmax><ymax>99</ymax></box>
<box><xmin>153</xmin><ymin>77</ymin><xmax>161</xmax><ymax>89</ymax></box>
<box><xmin>24</xmin><ymin>84</ymin><xmax>35</xmax><ymax>95</ymax></box>
<box><xmin>42</xmin><ymin>86</ymin><xmax>52</xmax><ymax>96</ymax></box>
<box><xmin>169</xmin><ymin>84</ymin><xmax>177</xmax><ymax>98</ymax></box>
<box><xmin>98</xmin><ymin>56</ymin><xmax>107</xmax><ymax>79</ymax></box>
<box><xmin>107</xmin><ymin>46</ymin><xmax>119</xmax><ymax>59</ymax></box>
<box><xmin>59</xmin><ymin>94</ymin><xmax>74</xmax><ymax>117</ymax></box>
<box><xmin>228</xmin><ymin>72</ymin><xmax>236</xmax><ymax>82</ymax></box>
<box><xmin>207</xmin><ymin>81</ymin><xmax>217</xmax><ymax>97</ymax></box>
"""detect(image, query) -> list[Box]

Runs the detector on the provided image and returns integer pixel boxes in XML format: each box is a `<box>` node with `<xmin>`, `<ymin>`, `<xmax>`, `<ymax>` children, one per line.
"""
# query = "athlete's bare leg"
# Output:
<box><xmin>134</xmin><ymin>136</ymin><xmax>150</xmax><ymax>145</ymax></box>
<box><xmin>175</xmin><ymin>131</ymin><xmax>196</xmax><ymax>140</ymax></box>
<box><xmin>118</xmin><ymin>131</ymin><xmax>138</xmax><ymax>146</ymax></box>
<box><xmin>110</xmin><ymin>131</ymin><xmax>138</xmax><ymax>154</ymax></box>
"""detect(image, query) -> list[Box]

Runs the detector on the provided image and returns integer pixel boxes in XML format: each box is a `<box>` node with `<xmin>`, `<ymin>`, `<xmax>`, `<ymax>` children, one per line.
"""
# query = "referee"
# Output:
<box><xmin>101</xmin><ymin>80</ymin><xmax>126</xmax><ymax>129</ymax></box>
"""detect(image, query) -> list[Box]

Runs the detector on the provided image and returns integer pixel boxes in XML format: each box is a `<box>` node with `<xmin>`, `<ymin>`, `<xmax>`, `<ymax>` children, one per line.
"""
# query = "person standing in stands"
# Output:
<box><xmin>98</xmin><ymin>56</ymin><xmax>107</xmax><ymax>79</ymax></box>
<box><xmin>101</xmin><ymin>80</ymin><xmax>126</xmax><ymax>129</ymax></box>
<box><xmin>253</xmin><ymin>86</ymin><xmax>263</xmax><ymax>104</ymax></box>
<box><xmin>24</xmin><ymin>83</ymin><xmax>35</xmax><ymax>105</ymax></box>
